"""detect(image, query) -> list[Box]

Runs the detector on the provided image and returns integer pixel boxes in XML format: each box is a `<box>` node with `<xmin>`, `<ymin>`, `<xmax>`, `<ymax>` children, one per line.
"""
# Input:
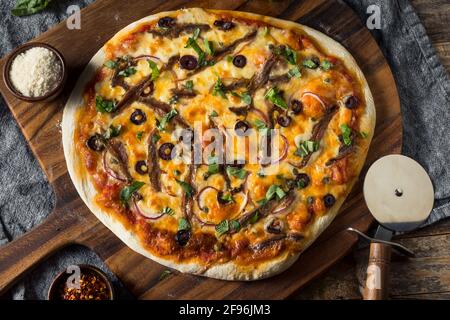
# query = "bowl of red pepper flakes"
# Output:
<box><xmin>48</xmin><ymin>264</ymin><xmax>115</xmax><ymax>300</ymax></box>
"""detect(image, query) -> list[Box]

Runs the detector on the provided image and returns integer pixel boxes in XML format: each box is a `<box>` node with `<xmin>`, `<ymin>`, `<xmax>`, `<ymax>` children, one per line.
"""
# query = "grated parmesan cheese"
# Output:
<box><xmin>9</xmin><ymin>47</ymin><xmax>62</xmax><ymax>97</ymax></box>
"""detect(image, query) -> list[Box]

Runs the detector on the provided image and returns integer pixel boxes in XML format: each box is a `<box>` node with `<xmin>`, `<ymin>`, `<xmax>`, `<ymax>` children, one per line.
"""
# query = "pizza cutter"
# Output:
<box><xmin>348</xmin><ymin>155</ymin><xmax>434</xmax><ymax>300</ymax></box>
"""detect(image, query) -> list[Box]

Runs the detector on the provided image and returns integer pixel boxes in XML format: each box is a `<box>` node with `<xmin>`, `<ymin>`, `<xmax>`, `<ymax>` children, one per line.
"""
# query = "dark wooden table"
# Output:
<box><xmin>294</xmin><ymin>0</ymin><xmax>450</xmax><ymax>300</ymax></box>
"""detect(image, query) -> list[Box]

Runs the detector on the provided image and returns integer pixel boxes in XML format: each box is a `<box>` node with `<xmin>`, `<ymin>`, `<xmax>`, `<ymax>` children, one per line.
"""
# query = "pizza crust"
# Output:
<box><xmin>62</xmin><ymin>8</ymin><xmax>375</xmax><ymax>281</ymax></box>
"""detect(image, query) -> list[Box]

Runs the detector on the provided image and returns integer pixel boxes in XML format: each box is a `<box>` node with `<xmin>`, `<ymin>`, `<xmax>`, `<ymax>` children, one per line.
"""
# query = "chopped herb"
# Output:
<box><xmin>157</xmin><ymin>109</ymin><xmax>178</xmax><ymax>131</ymax></box>
<box><xmin>152</xmin><ymin>133</ymin><xmax>161</xmax><ymax>144</ymax></box>
<box><xmin>240</xmin><ymin>92</ymin><xmax>252</xmax><ymax>105</ymax></box>
<box><xmin>265</xmin><ymin>87</ymin><xmax>288</xmax><ymax>109</ymax></box>
<box><xmin>212</xmin><ymin>78</ymin><xmax>227</xmax><ymax>99</ymax></box>
<box><xmin>192</xmin><ymin>27</ymin><xmax>201</xmax><ymax>40</ymax></box>
<box><xmin>340</xmin><ymin>124</ymin><xmax>352</xmax><ymax>146</ymax></box>
<box><xmin>257</xmin><ymin>198</ymin><xmax>268</xmax><ymax>206</ymax></box>
<box><xmin>265</xmin><ymin>184</ymin><xmax>286</xmax><ymax>201</ymax></box>
<box><xmin>250</xmin><ymin>211</ymin><xmax>260</xmax><ymax>224</ymax></box>
<box><xmin>209</xmin><ymin>110</ymin><xmax>219</xmax><ymax>118</ymax></box>
<box><xmin>204</xmin><ymin>39</ymin><xmax>214</xmax><ymax>55</ymax></box>
<box><xmin>284</xmin><ymin>46</ymin><xmax>297</xmax><ymax>65</ymax></box>
<box><xmin>136</xmin><ymin>131</ymin><xmax>144</xmax><ymax>141</ymax></box>
<box><xmin>320</xmin><ymin>60</ymin><xmax>333</xmax><ymax>71</ymax></box>
<box><xmin>295</xmin><ymin>140</ymin><xmax>319</xmax><ymax>157</ymax></box>
<box><xmin>104</xmin><ymin>60</ymin><xmax>118</xmax><ymax>69</ymax></box>
<box><xmin>176</xmin><ymin>179</ymin><xmax>194</xmax><ymax>197</ymax></box>
<box><xmin>226</xmin><ymin>55</ymin><xmax>233</xmax><ymax>63</ymax></box>
<box><xmin>159</xmin><ymin>270</ymin><xmax>172</xmax><ymax>281</ymax></box>
<box><xmin>272</xmin><ymin>45</ymin><xmax>297</xmax><ymax>65</ymax></box>
<box><xmin>287</xmin><ymin>66</ymin><xmax>302</xmax><ymax>78</ymax></box>
<box><xmin>220</xmin><ymin>193</ymin><xmax>235</xmax><ymax>204</ymax></box>
<box><xmin>302</xmin><ymin>58</ymin><xmax>319</xmax><ymax>69</ymax></box>
<box><xmin>178</xmin><ymin>217</ymin><xmax>190</xmax><ymax>231</ymax></box>
<box><xmin>184</xmin><ymin>80</ymin><xmax>194</xmax><ymax>91</ymax></box>
<box><xmin>215</xmin><ymin>220</ymin><xmax>229</xmax><ymax>236</ymax></box>
<box><xmin>360</xmin><ymin>131</ymin><xmax>368</xmax><ymax>139</ymax></box>
<box><xmin>120</xmin><ymin>181</ymin><xmax>145</xmax><ymax>205</ymax></box>
<box><xmin>169</xmin><ymin>95</ymin><xmax>179</xmax><ymax>105</ymax></box>
<box><xmin>226</xmin><ymin>166</ymin><xmax>248</xmax><ymax>179</ymax></box>
<box><xmin>118</xmin><ymin>66</ymin><xmax>137</xmax><ymax>77</ymax></box>
<box><xmin>206</xmin><ymin>156</ymin><xmax>220</xmax><ymax>176</ymax></box>
<box><xmin>229</xmin><ymin>220</ymin><xmax>241</xmax><ymax>232</ymax></box>
<box><xmin>185</xmin><ymin>31</ymin><xmax>206</xmax><ymax>65</ymax></box>
<box><xmin>148</xmin><ymin>60</ymin><xmax>160</xmax><ymax>81</ymax></box>
<box><xmin>95</xmin><ymin>96</ymin><xmax>117</xmax><ymax>113</ymax></box>
<box><xmin>263</xmin><ymin>26</ymin><xmax>269</xmax><ymax>36</ymax></box>
<box><xmin>254</xmin><ymin>119</ymin><xmax>267</xmax><ymax>131</ymax></box>
<box><xmin>103</xmin><ymin>124</ymin><xmax>122</xmax><ymax>139</ymax></box>
<box><xmin>162</xmin><ymin>207</ymin><xmax>175</xmax><ymax>216</ymax></box>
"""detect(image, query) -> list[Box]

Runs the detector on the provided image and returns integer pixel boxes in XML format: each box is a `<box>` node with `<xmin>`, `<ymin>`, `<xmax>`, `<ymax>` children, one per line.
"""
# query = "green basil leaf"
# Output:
<box><xmin>178</xmin><ymin>217</ymin><xmax>190</xmax><ymax>231</ymax></box>
<box><xmin>212</xmin><ymin>78</ymin><xmax>227</xmax><ymax>99</ymax></box>
<box><xmin>176</xmin><ymin>179</ymin><xmax>194</xmax><ymax>197</ymax></box>
<box><xmin>95</xmin><ymin>96</ymin><xmax>117</xmax><ymax>113</ymax></box>
<box><xmin>120</xmin><ymin>181</ymin><xmax>145</xmax><ymax>204</ymax></box>
<box><xmin>204</xmin><ymin>39</ymin><xmax>214</xmax><ymax>55</ymax></box>
<box><xmin>340</xmin><ymin>124</ymin><xmax>352</xmax><ymax>146</ymax></box>
<box><xmin>157</xmin><ymin>109</ymin><xmax>178</xmax><ymax>131</ymax></box>
<box><xmin>284</xmin><ymin>46</ymin><xmax>297</xmax><ymax>65</ymax></box>
<box><xmin>192</xmin><ymin>27</ymin><xmax>201</xmax><ymax>40</ymax></box>
<box><xmin>118</xmin><ymin>67</ymin><xmax>137</xmax><ymax>77</ymax></box>
<box><xmin>148</xmin><ymin>60</ymin><xmax>160</xmax><ymax>81</ymax></box>
<box><xmin>226</xmin><ymin>166</ymin><xmax>248</xmax><ymax>180</ymax></box>
<box><xmin>320</xmin><ymin>60</ymin><xmax>333</xmax><ymax>71</ymax></box>
<box><xmin>229</xmin><ymin>220</ymin><xmax>241</xmax><ymax>232</ymax></box>
<box><xmin>240</xmin><ymin>92</ymin><xmax>252</xmax><ymax>105</ymax></box>
<box><xmin>209</xmin><ymin>110</ymin><xmax>219</xmax><ymax>117</ymax></box>
<box><xmin>136</xmin><ymin>131</ymin><xmax>144</xmax><ymax>141</ymax></box>
<box><xmin>220</xmin><ymin>193</ymin><xmax>234</xmax><ymax>204</ymax></box>
<box><xmin>302</xmin><ymin>58</ymin><xmax>319</xmax><ymax>69</ymax></box>
<box><xmin>162</xmin><ymin>207</ymin><xmax>175</xmax><ymax>216</ymax></box>
<box><xmin>287</xmin><ymin>66</ymin><xmax>302</xmax><ymax>78</ymax></box>
<box><xmin>265</xmin><ymin>185</ymin><xmax>286</xmax><ymax>201</ymax></box>
<box><xmin>103</xmin><ymin>124</ymin><xmax>122</xmax><ymax>139</ymax></box>
<box><xmin>12</xmin><ymin>0</ymin><xmax>50</xmax><ymax>16</ymax></box>
<box><xmin>184</xmin><ymin>80</ymin><xmax>194</xmax><ymax>91</ymax></box>
<box><xmin>215</xmin><ymin>220</ymin><xmax>229</xmax><ymax>236</ymax></box>
<box><xmin>104</xmin><ymin>60</ymin><xmax>118</xmax><ymax>69</ymax></box>
<box><xmin>265</xmin><ymin>87</ymin><xmax>288</xmax><ymax>109</ymax></box>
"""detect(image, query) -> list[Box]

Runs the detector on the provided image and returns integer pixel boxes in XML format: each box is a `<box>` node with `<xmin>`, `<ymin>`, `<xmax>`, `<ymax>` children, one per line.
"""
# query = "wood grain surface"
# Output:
<box><xmin>0</xmin><ymin>0</ymin><xmax>402</xmax><ymax>299</ymax></box>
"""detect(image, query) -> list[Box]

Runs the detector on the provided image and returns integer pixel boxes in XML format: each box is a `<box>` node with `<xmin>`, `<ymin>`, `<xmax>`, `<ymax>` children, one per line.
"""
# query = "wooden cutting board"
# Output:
<box><xmin>0</xmin><ymin>0</ymin><xmax>401</xmax><ymax>299</ymax></box>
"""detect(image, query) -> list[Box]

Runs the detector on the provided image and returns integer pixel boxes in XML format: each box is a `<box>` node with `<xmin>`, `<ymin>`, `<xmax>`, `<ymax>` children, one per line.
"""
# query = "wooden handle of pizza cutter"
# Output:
<box><xmin>0</xmin><ymin>209</ymin><xmax>89</xmax><ymax>296</ymax></box>
<box><xmin>363</xmin><ymin>242</ymin><xmax>392</xmax><ymax>300</ymax></box>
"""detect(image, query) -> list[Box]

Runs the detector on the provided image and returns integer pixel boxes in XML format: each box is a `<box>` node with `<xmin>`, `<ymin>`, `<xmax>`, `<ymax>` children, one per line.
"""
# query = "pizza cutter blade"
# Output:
<box><xmin>349</xmin><ymin>155</ymin><xmax>434</xmax><ymax>300</ymax></box>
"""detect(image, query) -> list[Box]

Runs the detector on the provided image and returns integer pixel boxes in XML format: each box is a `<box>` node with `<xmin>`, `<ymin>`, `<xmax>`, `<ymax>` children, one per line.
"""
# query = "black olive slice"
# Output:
<box><xmin>290</xmin><ymin>99</ymin><xmax>303</xmax><ymax>114</ymax></box>
<box><xmin>213</xmin><ymin>20</ymin><xmax>235</xmax><ymax>31</ymax></box>
<box><xmin>158</xmin><ymin>16</ymin><xmax>176</xmax><ymax>28</ymax></box>
<box><xmin>179</xmin><ymin>55</ymin><xmax>198</xmax><ymax>70</ymax></box>
<box><xmin>232</xmin><ymin>55</ymin><xmax>247</xmax><ymax>68</ymax></box>
<box><xmin>86</xmin><ymin>134</ymin><xmax>105</xmax><ymax>152</ymax></box>
<box><xmin>323</xmin><ymin>193</ymin><xmax>336</xmax><ymax>207</ymax></box>
<box><xmin>135</xmin><ymin>160</ymin><xmax>148</xmax><ymax>175</ymax></box>
<box><xmin>175</xmin><ymin>229</ymin><xmax>190</xmax><ymax>246</ymax></box>
<box><xmin>277</xmin><ymin>115</ymin><xmax>292</xmax><ymax>127</ymax></box>
<box><xmin>158</xmin><ymin>143</ymin><xmax>175</xmax><ymax>160</ymax></box>
<box><xmin>130</xmin><ymin>109</ymin><xmax>147</xmax><ymax>125</ymax></box>
<box><xmin>344</xmin><ymin>95</ymin><xmax>359</xmax><ymax>109</ymax></box>
<box><xmin>234</xmin><ymin>120</ymin><xmax>250</xmax><ymax>136</ymax></box>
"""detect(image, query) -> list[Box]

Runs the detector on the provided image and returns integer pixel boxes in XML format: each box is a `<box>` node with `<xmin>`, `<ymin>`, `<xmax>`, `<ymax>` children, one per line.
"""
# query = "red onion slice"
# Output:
<box><xmin>302</xmin><ymin>92</ymin><xmax>327</xmax><ymax>110</ymax></box>
<box><xmin>196</xmin><ymin>186</ymin><xmax>220</xmax><ymax>212</ymax></box>
<box><xmin>102</xmin><ymin>151</ymin><xmax>128</xmax><ymax>182</ymax></box>
<box><xmin>133</xmin><ymin>55</ymin><xmax>160</xmax><ymax>61</ymax></box>
<box><xmin>258</xmin><ymin>133</ymin><xmax>289</xmax><ymax>166</ymax></box>
<box><xmin>133</xmin><ymin>199</ymin><xmax>165</xmax><ymax>220</ymax></box>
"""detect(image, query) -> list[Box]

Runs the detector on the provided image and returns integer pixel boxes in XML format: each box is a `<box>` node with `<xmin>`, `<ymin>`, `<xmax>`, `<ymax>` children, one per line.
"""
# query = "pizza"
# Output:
<box><xmin>62</xmin><ymin>8</ymin><xmax>375</xmax><ymax>280</ymax></box>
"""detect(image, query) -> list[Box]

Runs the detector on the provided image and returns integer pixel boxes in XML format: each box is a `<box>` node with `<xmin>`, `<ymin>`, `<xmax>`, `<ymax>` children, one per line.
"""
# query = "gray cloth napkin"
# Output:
<box><xmin>0</xmin><ymin>0</ymin><xmax>448</xmax><ymax>299</ymax></box>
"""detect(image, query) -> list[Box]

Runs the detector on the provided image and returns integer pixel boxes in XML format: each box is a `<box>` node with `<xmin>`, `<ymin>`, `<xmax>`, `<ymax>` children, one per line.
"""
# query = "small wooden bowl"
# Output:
<box><xmin>3</xmin><ymin>42</ymin><xmax>67</xmax><ymax>102</ymax></box>
<box><xmin>47</xmin><ymin>264</ymin><xmax>115</xmax><ymax>300</ymax></box>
